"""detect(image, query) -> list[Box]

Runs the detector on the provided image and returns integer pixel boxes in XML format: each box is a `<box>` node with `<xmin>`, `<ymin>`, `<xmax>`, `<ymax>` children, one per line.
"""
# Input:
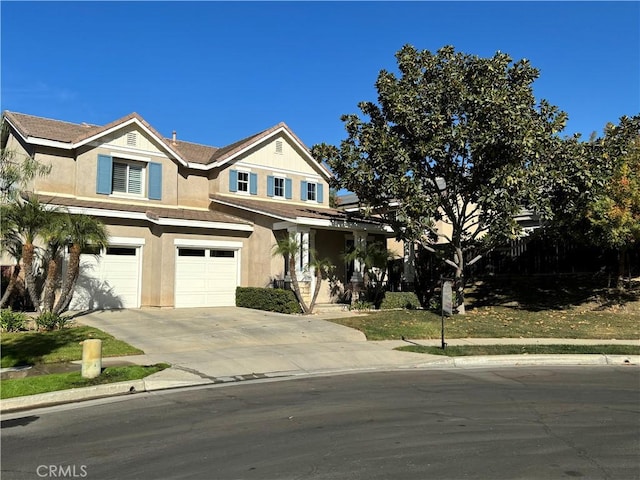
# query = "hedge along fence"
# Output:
<box><xmin>379</xmin><ymin>292</ymin><xmax>421</xmax><ymax>310</ymax></box>
<box><xmin>236</xmin><ymin>287</ymin><xmax>302</xmax><ymax>314</ymax></box>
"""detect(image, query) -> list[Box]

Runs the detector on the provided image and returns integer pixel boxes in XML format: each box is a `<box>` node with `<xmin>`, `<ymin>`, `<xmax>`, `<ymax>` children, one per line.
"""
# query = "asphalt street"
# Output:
<box><xmin>2</xmin><ymin>366</ymin><xmax>639</xmax><ymax>480</ymax></box>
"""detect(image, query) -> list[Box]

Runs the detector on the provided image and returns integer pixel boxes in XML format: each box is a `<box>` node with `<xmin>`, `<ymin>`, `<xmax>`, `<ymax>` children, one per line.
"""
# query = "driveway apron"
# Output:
<box><xmin>76</xmin><ymin>307</ymin><xmax>433</xmax><ymax>378</ymax></box>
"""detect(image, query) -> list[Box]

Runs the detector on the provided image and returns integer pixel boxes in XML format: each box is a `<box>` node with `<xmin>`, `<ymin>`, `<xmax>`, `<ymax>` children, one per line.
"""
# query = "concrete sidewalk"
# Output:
<box><xmin>1</xmin><ymin>307</ymin><xmax>638</xmax><ymax>413</ymax></box>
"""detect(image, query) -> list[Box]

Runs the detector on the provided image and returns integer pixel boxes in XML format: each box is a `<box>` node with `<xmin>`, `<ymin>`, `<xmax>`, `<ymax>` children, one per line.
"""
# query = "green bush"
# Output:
<box><xmin>35</xmin><ymin>311</ymin><xmax>72</xmax><ymax>331</ymax></box>
<box><xmin>350</xmin><ymin>300</ymin><xmax>374</xmax><ymax>311</ymax></box>
<box><xmin>236</xmin><ymin>287</ymin><xmax>302</xmax><ymax>314</ymax></box>
<box><xmin>0</xmin><ymin>309</ymin><xmax>27</xmax><ymax>332</ymax></box>
<box><xmin>380</xmin><ymin>292</ymin><xmax>421</xmax><ymax>310</ymax></box>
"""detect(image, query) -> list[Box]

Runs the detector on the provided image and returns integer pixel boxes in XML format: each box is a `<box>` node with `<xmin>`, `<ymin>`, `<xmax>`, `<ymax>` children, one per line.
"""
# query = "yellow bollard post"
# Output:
<box><xmin>81</xmin><ymin>339</ymin><xmax>102</xmax><ymax>378</ymax></box>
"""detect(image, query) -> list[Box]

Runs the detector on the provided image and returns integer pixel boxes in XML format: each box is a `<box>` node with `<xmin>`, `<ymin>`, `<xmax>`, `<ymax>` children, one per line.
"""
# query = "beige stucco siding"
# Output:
<box><xmin>177</xmin><ymin>168</ymin><xmax>210</xmax><ymax>208</ymax></box>
<box><xmin>97</xmin><ymin>125</ymin><xmax>166</xmax><ymax>155</ymax></box>
<box><xmin>238</xmin><ymin>134</ymin><xmax>320</xmax><ymax>175</ymax></box>
<box><xmin>212</xmin><ymin>132</ymin><xmax>330</xmax><ymax>207</ymax></box>
<box><xmin>217</xmin><ymin>167</ymin><xmax>330</xmax><ymax>208</ymax></box>
<box><xmin>12</xmin><ymin>126</ymin><xmax>210</xmax><ymax>209</ymax></box>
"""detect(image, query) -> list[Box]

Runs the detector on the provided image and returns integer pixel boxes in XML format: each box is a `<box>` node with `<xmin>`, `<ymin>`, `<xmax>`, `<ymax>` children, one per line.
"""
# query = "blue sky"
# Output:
<box><xmin>2</xmin><ymin>2</ymin><xmax>638</xmax><ymax>151</ymax></box>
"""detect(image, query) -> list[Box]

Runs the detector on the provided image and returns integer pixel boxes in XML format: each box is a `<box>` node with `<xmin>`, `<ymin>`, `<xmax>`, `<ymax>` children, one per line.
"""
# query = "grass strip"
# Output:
<box><xmin>396</xmin><ymin>344</ymin><xmax>640</xmax><ymax>357</ymax></box>
<box><xmin>1</xmin><ymin>326</ymin><xmax>144</xmax><ymax>368</ymax></box>
<box><xmin>0</xmin><ymin>364</ymin><xmax>169</xmax><ymax>399</ymax></box>
<box><xmin>330</xmin><ymin>308</ymin><xmax>640</xmax><ymax>340</ymax></box>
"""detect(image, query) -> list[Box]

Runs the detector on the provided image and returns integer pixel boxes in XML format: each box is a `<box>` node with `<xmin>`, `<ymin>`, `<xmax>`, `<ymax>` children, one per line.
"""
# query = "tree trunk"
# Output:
<box><xmin>289</xmin><ymin>256</ymin><xmax>309</xmax><ymax>314</ymax></box>
<box><xmin>0</xmin><ymin>264</ymin><xmax>21</xmax><ymax>308</ymax></box>
<box><xmin>54</xmin><ymin>243</ymin><xmax>81</xmax><ymax>314</ymax></box>
<box><xmin>616</xmin><ymin>248</ymin><xmax>626</xmax><ymax>290</ymax></box>
<box><xmin>41</xmin><ymin>256</ymin><xmax>60</xmax><ymax>312</ymax></box>
<box><xmin>309</xmin><ymin>269</ymin><xmax>323</xmax><ymax>314</ymax></box>
<box><xmin>454</xmin><ymin>246</ymin><xmax>466</xmax><ymax>315</ymax></box>
<box><xmin>22</xmin><ymin>243</ymin><xmax>41</xmax><ymax>312</ymax></box>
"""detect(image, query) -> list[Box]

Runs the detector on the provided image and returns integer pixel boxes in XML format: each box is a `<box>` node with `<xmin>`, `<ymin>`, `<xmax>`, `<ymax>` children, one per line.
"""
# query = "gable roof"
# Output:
<box><xmin>210</xmin><ymin>193</ymin><xmax>390</xmax><ymax>233</ymax></box>
<box><xmin>3</xmin><ymin>111</ymin><xmax>332</xmax><ymax>178</ymax></box>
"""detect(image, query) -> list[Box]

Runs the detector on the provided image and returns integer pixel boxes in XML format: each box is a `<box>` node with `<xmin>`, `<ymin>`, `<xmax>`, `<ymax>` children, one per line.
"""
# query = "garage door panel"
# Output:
<box><xmin>175</xmin><ymin>248</ymin><xmax>238</xmax><ymax>308</ymax></box>
<box><xmin>70</xmin><ymin>247</ymin><xmax>141</xmax><ymax>310</ymax></box>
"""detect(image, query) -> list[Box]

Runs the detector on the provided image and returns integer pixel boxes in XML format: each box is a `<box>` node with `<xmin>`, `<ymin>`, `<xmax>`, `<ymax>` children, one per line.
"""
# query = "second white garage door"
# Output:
<box><xmin>174</xmin><ymin>247</ymin><xmax>239</xmax><ymax>308</ymax></box>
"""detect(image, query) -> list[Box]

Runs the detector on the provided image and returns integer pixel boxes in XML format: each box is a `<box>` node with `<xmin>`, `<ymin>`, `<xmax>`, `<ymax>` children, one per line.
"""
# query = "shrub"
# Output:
<box><xmin>350</xmin><ymin>300</ymin><xmax>374</xmax><ymax>311</ymax></box>
<box><xmin>35</xmin><ymin>311</ymin><xmax>72</xmax><ymax>331</ymax></box>
<box><xmin>380</xmin><ymin>292</ymin><xmax>421</xmax><ymax>310</ymax></box>
<box><xmin>0</xmin><ymin>309</ymin><xmax>27</xmax><ymax>332</ymax></box>
<box><xmin>236</xmin><ymin>287</ymin><xmax>302</xmax><ymax>314</ymax></box>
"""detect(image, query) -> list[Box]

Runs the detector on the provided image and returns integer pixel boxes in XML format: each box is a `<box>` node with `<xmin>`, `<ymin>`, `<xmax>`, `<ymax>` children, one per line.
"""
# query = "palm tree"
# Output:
<box><xmin>2</xmin><ymin>195</ymin><xmax>57</xmax><ymax>311</ymax></box>
<box><xmin>307</xmin><ymin>251</ymin><xmax>334</xmax><ymax>313</ymax></box>
<box><xmin>272</xmin><ymin>233</ymin><xmax>310</xmax><ymax>314</ymax></box>
<box><xmin>40</xmin><ymin>212</ymin><xmax>68</xmax><ymax>312</ymax></box>
<box><xmin>0</xmin><ymin>206</ymin><xmax>23</xmax><ymax>308</ymax></box>
<box><xmin>54</xmin><ymin>214</ymin><xmax>108</xmax><ymax>314</ymax></box>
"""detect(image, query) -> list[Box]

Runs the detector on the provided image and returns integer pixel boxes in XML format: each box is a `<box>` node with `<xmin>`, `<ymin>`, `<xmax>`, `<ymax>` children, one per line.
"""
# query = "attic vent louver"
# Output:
<box><xmin>275</xmin><ymin>140</ymin><xmax>283</xmax><ymax>154</ymax></box>
<box><xmin>126</xmin><ymin>132</ymin><xmax>137</xmax><ymax>147</ymax></box>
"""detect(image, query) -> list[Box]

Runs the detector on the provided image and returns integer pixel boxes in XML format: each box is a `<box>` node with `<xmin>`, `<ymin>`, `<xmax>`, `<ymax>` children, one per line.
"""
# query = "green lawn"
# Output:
<box><xmin>1</xmin><ymin>364</ymin><xmax>169</xmax><ymax>399</ymax></box>
<box><xmin>1</xmin><ymin>326</ymin><xmax>143</xmax><ymax>368</ymax></box>
<box><xmin>397</xmin><ymin>344</ymin><xmax>640</xmax><ymax>356</ymax></box>
<box><xmin>330</xmin><ymin>307</ymin><xmax>640</xmax><ymax>340</ymax></box>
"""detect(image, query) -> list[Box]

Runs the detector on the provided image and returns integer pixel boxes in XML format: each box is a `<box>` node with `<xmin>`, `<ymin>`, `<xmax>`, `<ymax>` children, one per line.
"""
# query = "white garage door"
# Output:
<box><xmin>69</xmin><ymin>246</ymin><xmax>141</xmax><ymax>310</ymax></box>
<box><xmin>175</xmin><ymin>248</ymin><xmax>238</xmax><ymax>308</ymax></box>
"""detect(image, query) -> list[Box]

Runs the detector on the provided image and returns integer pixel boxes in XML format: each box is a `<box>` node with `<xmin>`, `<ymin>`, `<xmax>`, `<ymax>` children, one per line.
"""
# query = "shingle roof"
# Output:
<box><xmin>210</xmin><ymin>193</ymin><xmax>385</xmax><ymax>227</ymax></box>
<box><xmin>4</xmin><ymin>111</ymin><xmax>101</xmax><ymax>143</ymax></box>
<box><xmin>33</xmin><ymin>194</ymin><xmax>253</xmax><ymax>227</ymax></box>
<box><xmin>2</xmin><ymin>111</ymin><xmax>316</xmax><ymax>169</ymax></box>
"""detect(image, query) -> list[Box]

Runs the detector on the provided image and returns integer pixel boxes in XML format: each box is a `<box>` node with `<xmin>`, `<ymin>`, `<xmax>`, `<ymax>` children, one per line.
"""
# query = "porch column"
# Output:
<box><xmin>349</xmin><ymin>231</ymin><xmax>367</xmax><ymax>283</ymax></box>
<box><xmin>309</xmin><ymin>230</ymin><xmax>317</xmax><ymax>298</ymax></box>
<box><xmin>287</xmin><ymin>226</ymin><xmax>311</xmax><ymax>281</ymax></box>
<box><xmin>404</xmin><ymin>242</ymin><xmax>416</xmax><ymax>285</ymax></box>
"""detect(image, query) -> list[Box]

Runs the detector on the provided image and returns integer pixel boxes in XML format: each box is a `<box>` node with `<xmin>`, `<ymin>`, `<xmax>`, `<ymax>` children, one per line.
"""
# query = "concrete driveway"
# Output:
<box><xmin>76</xmin><ymin>307</ymin><xmax>435</xmax><ymax>380</ymax></box>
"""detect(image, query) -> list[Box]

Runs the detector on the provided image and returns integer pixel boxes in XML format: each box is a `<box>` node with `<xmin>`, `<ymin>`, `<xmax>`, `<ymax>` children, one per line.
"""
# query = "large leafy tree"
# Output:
<box><xmin>586</xmin><ymin>116</ymin><xmax>640</xmax><ymax>286</ymax></box>
<box><xmin>313</xmin><ymin>45</ymin><xmax>566</xmax><ymax>313</ymax></box>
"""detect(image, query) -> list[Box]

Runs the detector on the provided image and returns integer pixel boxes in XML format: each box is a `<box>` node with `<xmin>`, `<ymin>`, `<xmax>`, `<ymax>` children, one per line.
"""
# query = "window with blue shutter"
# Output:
<box><xmin>96</xmin><ymin>155</ymin><xmax>113</xmax><ymax>195</ymax></box>
<box><xmin>229</xmin><ymin>170</ymin><xmax>238</xmax><ymax>192</ymax></box>
<box><xmin>300</xmin><ymin>181</ymin><xmax>307</xmax><ymax>201</ymax></box>
<box><xmin>249</xmin><ymin>173</ymin><xmax>258</xmax><ymax>195</ymax></box>
<box><xmin>285</xmin><ymin>178</ymin><xmax>292</xmax><ymax>199</ymax></box>
<box><xmin>317</xmin><ymin>183</ymin><xmax>324</xmax><ymax>203</ymax></box>
<box><xmin>148</xmin><ymin>162</ymin><xmax>162</xmax><ymax>200</ymax></box>
<box><xmin>267</xmin><ymin>176</ymin><xmax>275</xmax><ymax>197</ymax></box>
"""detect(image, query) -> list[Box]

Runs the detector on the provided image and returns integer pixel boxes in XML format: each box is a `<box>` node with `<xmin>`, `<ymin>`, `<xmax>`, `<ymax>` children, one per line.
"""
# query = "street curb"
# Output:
<box><xmin>447</xmin><ymin>354</ymin><xmax>640</xmax><ymax>368</ymax></box>
<box><xmin>2</xmin><ymin>355</ymin><xmax>638</xmax><ymax>413</ymax></box>
<box><xmin>1</xmin><ymin>380</ymin><xmax>146</xmax><ymax>413</ymax></box>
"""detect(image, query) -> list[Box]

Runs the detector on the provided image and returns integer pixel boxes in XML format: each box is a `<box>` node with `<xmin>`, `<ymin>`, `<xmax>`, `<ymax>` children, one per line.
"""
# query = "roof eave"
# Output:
<box><xmin>211</xmin><ymin>126</ymin><xmax>333</xmax><ymax>180</ymax></box>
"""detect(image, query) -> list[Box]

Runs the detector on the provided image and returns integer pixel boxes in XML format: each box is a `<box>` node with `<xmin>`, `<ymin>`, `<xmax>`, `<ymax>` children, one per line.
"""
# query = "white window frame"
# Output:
<box><xmin>274</xmin><ymin>176</ymin><xmax>285</xmax><ymax>198</ymax></box>
<box><xmin>306</xmin><ymin>182</ymin><xmax>317</xmax><ymax>202</ymax></box>
<box><xmin>237</xmin><ymin>171</ymin><xmax>249</xmax><ymax>193</ymax></box>
<box><xmin>111</xmin><ymin>159</ymin><xmax>145</xmax><ymax>197</ymax></box>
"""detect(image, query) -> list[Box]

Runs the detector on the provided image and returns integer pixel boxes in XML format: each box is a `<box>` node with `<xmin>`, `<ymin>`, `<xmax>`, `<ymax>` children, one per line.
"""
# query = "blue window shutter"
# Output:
<box><xmin>96</xmin><ymin>155</ymin><xmax>113</xmax><ymax>195</ymax></box>
<box><xmin>267</xmin><ymin>176</ymin><xmax>274</xmax><ymax>197</ymax></box>
<box><xmin>317</xmin><ymin>183</ymin><xmax>324</xmax><ymax>203</ymax></box>
<box><xmin>250</xmin><ymin>173</ymin><xmax>258</xmax><ymax>195</ymax></box>
<box><xmin>300</xmin><ymin>181</ymin><xmax>307</xmax><ymax>201</ymax></box>
<box><xmin>148</xmin><ymin>162</ymin><xmax>162</xmax><ymax>200</ymax></box>
<box><xmin>229</xmin><ymin>170</ymin><xmax>238</xmax><ymax>192</ymax></box>
<box><xmin>285</xmin><ymin>178</ymin><xmax>292</xmax><ymax>199</ymax></box>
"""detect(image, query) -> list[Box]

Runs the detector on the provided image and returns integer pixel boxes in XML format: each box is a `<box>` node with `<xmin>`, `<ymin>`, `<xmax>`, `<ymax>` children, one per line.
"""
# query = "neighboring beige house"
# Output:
<box><xmin>1</xmin><ymin>111</ymin><xmax>388</xmax><ymax>309</ymax></box>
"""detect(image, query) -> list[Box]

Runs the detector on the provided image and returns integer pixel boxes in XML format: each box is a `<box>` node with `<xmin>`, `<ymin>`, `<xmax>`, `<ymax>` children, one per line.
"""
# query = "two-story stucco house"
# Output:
<box><xmin>1</xmin><ymin>111</ymin><xmax>388</xmax><ymax>310</ymax></box>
